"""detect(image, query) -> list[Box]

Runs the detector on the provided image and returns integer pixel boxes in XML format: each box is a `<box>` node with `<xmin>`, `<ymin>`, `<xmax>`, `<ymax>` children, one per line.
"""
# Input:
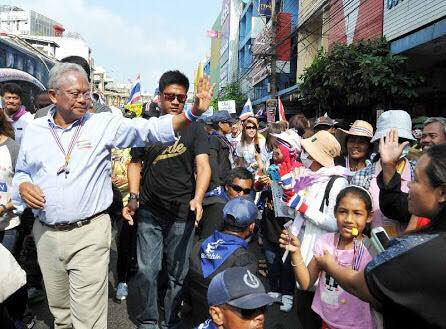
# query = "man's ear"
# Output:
<box><xmin>48</xmin><ymin>89</ymin><xmax>57</xmax><ymax>105</ymax></box>
<box><xmin>209</xmin><ymin>306</ymin><xmax>224</xmax><ymax>326</ymax></box>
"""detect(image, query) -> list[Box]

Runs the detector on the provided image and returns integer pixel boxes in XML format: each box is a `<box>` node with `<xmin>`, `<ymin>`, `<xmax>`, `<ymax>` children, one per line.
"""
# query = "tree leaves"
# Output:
<box><xmin>299</xmin><ymin>38</ymin><xmax>423</xmax><ymax>117</ymax></box>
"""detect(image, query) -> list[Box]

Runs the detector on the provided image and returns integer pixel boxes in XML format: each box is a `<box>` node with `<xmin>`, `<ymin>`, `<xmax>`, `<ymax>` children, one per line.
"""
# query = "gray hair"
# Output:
<box><xmin>424</xmin><ymin>117</ymin><xmax>446</xmax><ymax>134</ymax></box>
<box><xmin>48</xmin><ymin>63</ymin><xmax>89</xmax><ymax>89</ymax></box>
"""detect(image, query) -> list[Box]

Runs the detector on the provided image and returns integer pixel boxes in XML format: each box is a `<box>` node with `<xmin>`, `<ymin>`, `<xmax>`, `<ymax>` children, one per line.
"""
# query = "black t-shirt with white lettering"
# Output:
<box><xmin>131</xmin><ymin>122</ymin><xmax>209</xmax><ymax>221</ymax></box>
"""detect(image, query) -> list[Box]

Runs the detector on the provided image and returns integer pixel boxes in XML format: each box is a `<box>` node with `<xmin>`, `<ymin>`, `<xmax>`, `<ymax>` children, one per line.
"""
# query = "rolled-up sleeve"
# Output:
<box><xmin>110</xmin><ymin>114</ymin><xmax>176</xmax><ymax>149</ymax></box>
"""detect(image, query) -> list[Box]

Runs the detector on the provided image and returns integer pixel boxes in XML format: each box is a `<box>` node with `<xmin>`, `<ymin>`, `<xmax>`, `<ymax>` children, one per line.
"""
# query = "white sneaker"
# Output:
<box><xmin>115</xmin><ymin>282</ymin><xmax>128</xmax><ymax>302</ymax></box>
<box><xmin>267</xmin><ymin>292</ymin><xmax>282</xmax><ymax>299</ymax></box>
<box><xmin>280</xmin><ymin>294</ymin><xmax>293</xmax><ymax>312</ymax></box>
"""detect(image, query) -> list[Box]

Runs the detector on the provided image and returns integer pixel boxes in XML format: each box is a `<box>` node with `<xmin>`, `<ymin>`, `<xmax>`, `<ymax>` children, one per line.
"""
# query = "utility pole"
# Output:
<box><xmin>270</xmin><ymin>0</ymin><xmax>277</xmax><ymax>98</ymax></box>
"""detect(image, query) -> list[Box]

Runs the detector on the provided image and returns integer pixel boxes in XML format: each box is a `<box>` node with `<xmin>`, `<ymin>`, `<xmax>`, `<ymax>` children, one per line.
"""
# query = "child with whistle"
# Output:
<box><xmin>279</xmin><ymin>186</ymin><xmax>376</xmax><ymax>329</ymax></box>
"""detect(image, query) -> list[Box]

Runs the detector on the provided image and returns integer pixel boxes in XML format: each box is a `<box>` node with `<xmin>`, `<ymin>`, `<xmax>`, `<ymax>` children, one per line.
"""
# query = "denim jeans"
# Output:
<box><xmin>263</xmin><ymin>238</ymin><xmax>294</xmax><ymax>295</ymax></box>
<box><xmin>135</xmin><ymin>207</ymin><xmax>195</xmax><ymax>329</ymax></box>
<box><xmin>0</xmin><ymin>228</ymin><xmax>19</xmax><ymax>254</ymax></box>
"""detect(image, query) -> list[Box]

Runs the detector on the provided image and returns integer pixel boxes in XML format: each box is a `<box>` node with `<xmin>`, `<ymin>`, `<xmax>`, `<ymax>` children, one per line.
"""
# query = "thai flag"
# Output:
<box><xmin>239</xmin><ymin>98</ymin><xmax>254</xmax><ymax>121</ymax></box>
<box><xmin>126</xmin><ymin>74</ymin><xmax>142</xmax><ymax>104</ymax></box>
<box><xmin>278</xmin><ymin>96</ymin><xmax>286</xmax><ymax>122</ymax></box>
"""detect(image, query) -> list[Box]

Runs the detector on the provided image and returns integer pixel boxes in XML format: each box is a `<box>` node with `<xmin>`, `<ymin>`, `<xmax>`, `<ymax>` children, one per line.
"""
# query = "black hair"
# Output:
<box><xmin>1</xmin><ymin>82</ymin><xmax>23</xmax><ymax>98</ymax></box>
<box><xmin>158</xmin><ymin>70</ymin><xmax>189</xmax><ymax>93</ymax></box>
<box><xmin>222</xmin><ymin>221</ymin><xmax>250</xmax><ymax>233</ymax></box>
<box><xmin>265</xmin><ymin>123</ymin><xmax>283</xmax><ymax>152</ymax></box>
<box><xmin>422</xmin><ymin>144</ymin><xmax>446</xmax><ymax>232</ymax></box>
<box><xmin>61</xmin><ymin>56</ymin><xmax>91</xmax><ymax>81</ymax></box>
<box><xmin>225</xmin><ymin>167</ymin><xmax>254</xmax><ymax>187</ymax></box>
<box><xmin>344</xmin><ymin>134</ymin><xmax>373</xmax><ymax>159</ymax></box>
<box><xmin>335</xmin><ymin>186</ymin><xmax>373</xmax><ymax>236</ymax></box>
<box><xmin>335</xmin><ymin>186</ymin><xmax>373</xmax><ymax>214</ymax></box>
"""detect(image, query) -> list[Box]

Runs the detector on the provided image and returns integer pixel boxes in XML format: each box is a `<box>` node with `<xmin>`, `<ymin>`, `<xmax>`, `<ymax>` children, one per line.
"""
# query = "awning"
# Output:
<box><xmin>0</xmin><ymin>68</ymin><xmax>46</xmax><ymax>90</ymax></box>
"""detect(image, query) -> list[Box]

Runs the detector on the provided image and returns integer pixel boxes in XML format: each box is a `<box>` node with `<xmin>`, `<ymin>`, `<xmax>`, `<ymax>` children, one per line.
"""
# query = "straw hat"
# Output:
<box><xmin>339</xmin><ymin>120</ymin><xmax>374</xmax><ymax>138</ymax></box>
<box><xmin>301</xmin><ymin>130</ymin><xmax>341</xmax><ymax>167</ymax></box>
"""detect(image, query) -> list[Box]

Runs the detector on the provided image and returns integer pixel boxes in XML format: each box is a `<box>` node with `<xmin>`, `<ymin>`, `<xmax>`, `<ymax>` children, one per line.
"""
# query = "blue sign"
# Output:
<box><xmin>259</xmin><ymin>0</ymin><xmax>272</xmax><ymax>16</ymax></box>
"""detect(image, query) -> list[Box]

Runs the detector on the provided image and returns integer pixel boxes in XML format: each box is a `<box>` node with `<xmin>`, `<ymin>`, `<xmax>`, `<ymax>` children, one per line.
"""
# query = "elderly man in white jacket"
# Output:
<box><xmin>278</xmin><ymin>130</ymin><xmax>349</xmax><ymax>329</ymax></box>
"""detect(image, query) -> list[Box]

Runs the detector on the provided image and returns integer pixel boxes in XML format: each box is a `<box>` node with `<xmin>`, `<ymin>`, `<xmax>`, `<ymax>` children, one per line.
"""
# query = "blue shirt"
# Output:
<box><xmin>12</xmin><ymin>106</ymin><xmax>175</xmax><ymax>225</ymax></box>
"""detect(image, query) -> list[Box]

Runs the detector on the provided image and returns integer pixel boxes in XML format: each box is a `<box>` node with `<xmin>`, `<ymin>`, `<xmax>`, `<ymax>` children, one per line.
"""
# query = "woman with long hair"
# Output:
<box><xmin>315</xmin><ymin>143</ymin><xmax>446</xmax><ymax>329</ymax></box>
<box><xmin>236</xmin><ymin>117</ymin><xmax>267</xmax><ymax>174</ymax></box>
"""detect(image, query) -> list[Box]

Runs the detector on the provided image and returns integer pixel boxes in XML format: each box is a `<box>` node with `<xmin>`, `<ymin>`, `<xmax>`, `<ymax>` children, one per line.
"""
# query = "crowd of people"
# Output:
<box><xmin>0</xmin><ymin>60</ymin><xmax>446</xmax><ymax>329</ymax></box>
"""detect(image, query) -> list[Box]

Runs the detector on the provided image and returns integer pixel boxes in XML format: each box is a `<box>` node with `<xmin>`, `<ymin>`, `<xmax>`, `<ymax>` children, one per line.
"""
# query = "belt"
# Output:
<box><xmin>39</xmin><ymin>210</ymin><xmax>108</xmax><ymax>231</ymax></box>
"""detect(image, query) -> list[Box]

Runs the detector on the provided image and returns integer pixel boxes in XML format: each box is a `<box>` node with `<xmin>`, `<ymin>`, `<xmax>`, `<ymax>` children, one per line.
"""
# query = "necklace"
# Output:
<box><xmin>333</xmin><ymin>234</ymin><xmax>365</xmax><ymax>271</ymax></box>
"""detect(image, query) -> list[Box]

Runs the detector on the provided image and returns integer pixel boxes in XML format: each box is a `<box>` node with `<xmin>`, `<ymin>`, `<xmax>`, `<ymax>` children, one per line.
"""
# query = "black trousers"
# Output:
<box><xmin>295</xmin><ymin>289</ymin><xmax>322</xmax><ymax>329</ymax></box>
<box><xmin>116</xmin><ymin>217</ymin><xmax>138</xmax><ymax>283</ymax></box>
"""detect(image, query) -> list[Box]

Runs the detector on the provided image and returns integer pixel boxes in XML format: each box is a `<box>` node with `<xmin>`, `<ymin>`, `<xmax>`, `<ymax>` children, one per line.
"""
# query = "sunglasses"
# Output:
<box><xmin>245</xmin><ymin>125</ymin><xmax>257</xmax><ymax>130</ymax></box>
<box><xmin>229</xmin><ymin>184</ymin><xmax>252</xmax><ymax>195</ymax></box>
<box><xmin>226</xmin><ymin>305</ymin><xmax>267</xmax><ymax>319</ymax></box>
<box><xmin>162</xmin><ymin>93</ymin><xmax>188</xmax><ymax>104</ymax></box>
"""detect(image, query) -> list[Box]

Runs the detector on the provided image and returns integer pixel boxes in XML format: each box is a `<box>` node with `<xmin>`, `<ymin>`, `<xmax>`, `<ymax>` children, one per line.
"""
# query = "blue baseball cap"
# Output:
<box><xmin>211</xmin><ymin>110</ymin><xmax>237</xmax><ymax>124</ymax></box>
<box><xmin>207</xmin><ymin>267</ymin><xmax>279</xmax><ymax>308</ymax></box>
<box><xmin>223</xmin><ymin>197</ymin><xmax>258</xmax><ymax>228</ymax></box>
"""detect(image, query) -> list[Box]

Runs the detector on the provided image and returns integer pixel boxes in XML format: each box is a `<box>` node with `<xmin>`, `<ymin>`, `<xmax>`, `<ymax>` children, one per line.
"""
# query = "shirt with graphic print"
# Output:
<box><xmin>131</xmin><ymin>121</ymin><xmax>209</xmax><ymax>220</ymax></box>
<box><xmin>312</xmin><ymin>233</ymin><xmax>374</xmax><ymax>329</ymax></box>
<box><xmin>0</xmin><ymin>137</ymin><xmax>20</xmax><ymax>230</ymax></box>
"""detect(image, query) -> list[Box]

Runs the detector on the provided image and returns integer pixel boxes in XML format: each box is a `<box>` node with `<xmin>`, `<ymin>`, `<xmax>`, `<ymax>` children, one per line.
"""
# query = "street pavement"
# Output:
<box><xmin>31</xmin><ymin>228</ymin><xmax>303</xmax><ymax>329</ymax></box>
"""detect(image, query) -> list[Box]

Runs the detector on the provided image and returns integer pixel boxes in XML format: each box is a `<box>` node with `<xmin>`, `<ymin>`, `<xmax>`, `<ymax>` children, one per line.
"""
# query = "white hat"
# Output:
<box><xmin>371</xmin><ymin>110</ymin><xmax>415</xmax><ymax>143</ymax></box>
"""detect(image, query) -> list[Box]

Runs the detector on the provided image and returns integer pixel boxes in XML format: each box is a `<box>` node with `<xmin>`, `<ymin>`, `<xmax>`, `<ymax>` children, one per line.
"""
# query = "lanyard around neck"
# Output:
<box><xmin>49</xmin><ymin>117</ymin><xmax>84</xmax><ymax>176</ymax></box>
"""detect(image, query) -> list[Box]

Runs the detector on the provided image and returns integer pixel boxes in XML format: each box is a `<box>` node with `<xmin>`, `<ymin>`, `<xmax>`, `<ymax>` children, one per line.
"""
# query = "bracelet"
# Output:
<box><xmin>183</xmin><ymin>106</ymin><xmax>200</xmax><ymax>122</ymax></box>
<box><xmin>291</xmin><ymin>259</ymin><xmax>305</xmax><ymax>267</ymax></box>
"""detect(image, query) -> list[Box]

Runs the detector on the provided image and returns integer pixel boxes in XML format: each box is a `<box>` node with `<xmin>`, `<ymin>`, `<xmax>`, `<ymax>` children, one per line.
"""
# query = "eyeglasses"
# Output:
<box><xmin>229</xmin><ymin>184</ymin><xmax>252</xmax><ymax>195</ymax></box>
<box><xmin>59</xmin><ymin>89</ymin><xmax>91</xmax><ymax>100</ymax></box>
<box><xmin>162</xmin><ymin>92</ymin><xmax>188</xmax><ymax>104</ymax></box>
<box><xmin>245</xmin><ymin>125</ymin><xmax>257</xmax><ymax>130</ymax></box>
<box><xmin>224</xmin><ymin>305</ymin><xmax>267</xmax><ymax>319</ymax></box>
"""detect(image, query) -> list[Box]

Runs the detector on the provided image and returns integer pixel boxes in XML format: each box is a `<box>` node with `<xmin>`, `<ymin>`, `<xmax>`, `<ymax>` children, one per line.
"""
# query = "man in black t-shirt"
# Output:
<box><xmin>123</xmin><ymin>71</ymin><xmax>211</xmax><ymax>329</ymax></box>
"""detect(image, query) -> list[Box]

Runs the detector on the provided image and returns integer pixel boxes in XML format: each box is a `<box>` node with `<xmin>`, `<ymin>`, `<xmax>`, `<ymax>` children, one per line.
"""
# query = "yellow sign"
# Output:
<box><xmin>194</xmin><ymin>62</ymin><xmax>204</xmax><ymax>94</ymax></box>
<box><xmin>124</xmin><ymin>103</ymin><xmax>143</xmax><ymax>117</ymax></box>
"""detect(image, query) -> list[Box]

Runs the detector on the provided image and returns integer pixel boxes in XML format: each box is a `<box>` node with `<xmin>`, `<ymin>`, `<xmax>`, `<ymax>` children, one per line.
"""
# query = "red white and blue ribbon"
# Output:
<box><xmin>352</xmin><ymin>238</ymin><xmax>365</xmax><ymax>271</ymax></box>
<box><xmin>49</xmin><ymin>117</ymin><xmax>84</xmax><ymax>176</ymax></box>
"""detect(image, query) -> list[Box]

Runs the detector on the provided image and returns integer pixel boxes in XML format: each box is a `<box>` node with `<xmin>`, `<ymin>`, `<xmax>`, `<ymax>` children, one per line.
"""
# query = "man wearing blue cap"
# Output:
<box><xmin>194</xmin><ymin>267</ymin><xmax>278</xmax><ymax>329</ymax></box>
<box><xmin>187</xmin><ymin>197</ymin><xmax>259</xmax><ymax>324</ymax></box>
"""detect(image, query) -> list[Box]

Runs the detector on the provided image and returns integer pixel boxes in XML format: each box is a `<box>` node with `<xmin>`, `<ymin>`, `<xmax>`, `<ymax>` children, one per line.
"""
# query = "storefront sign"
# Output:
<box><xmin>259</xmin><ymin>0</ymin><xmax>272</xmax><ymax>16</ymax></box>
<box><xmin>384</xmin><ymin>0</ymin><xmax>446</xmax><ymax>41</ymax></box>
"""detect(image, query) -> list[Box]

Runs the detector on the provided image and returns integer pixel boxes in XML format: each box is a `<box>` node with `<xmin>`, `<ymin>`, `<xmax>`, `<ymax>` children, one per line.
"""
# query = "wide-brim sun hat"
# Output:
<box><xmin>339</xmin><ymin>120</ymin><xmax>374</xmax><ymax>139</ymax></box>
<box><xmin>371</xmin><ymin>110</ymin><xmax>416</xmax><ymax>143</ymax></box>
<box><xmin>301</xmin><ymin>130</ymin><xmax>341</xmax><ymax>167</ymax></box>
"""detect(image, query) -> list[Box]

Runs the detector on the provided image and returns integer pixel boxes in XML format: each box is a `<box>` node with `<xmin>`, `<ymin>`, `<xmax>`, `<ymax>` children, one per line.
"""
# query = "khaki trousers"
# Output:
<box><xmin>33</xmin><ymin>213</ymin><xmax>111</xmax><ymax>329</ymax></box>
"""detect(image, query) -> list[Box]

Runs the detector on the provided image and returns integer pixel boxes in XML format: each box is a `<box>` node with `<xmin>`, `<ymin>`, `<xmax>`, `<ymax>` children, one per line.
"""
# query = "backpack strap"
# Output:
<box><xmin>319</xmin><ymin>175</ymin><xmax>342</xmax><ymax>212</ymax></box>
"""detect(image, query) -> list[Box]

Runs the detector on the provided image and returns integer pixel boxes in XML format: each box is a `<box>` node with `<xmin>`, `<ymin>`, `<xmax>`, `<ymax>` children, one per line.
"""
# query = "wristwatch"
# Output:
<box><xmin>129</xmin><ymin>193</ymin><xmax>139</xmax><ymax>202</ymax></box>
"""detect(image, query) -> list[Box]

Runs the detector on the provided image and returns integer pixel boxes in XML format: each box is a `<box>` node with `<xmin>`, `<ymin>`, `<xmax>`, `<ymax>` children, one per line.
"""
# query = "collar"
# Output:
<box><xmin>47</xmin><ymin>105</ymin><xmax>88</xmax><ymax>130</ymax></box>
